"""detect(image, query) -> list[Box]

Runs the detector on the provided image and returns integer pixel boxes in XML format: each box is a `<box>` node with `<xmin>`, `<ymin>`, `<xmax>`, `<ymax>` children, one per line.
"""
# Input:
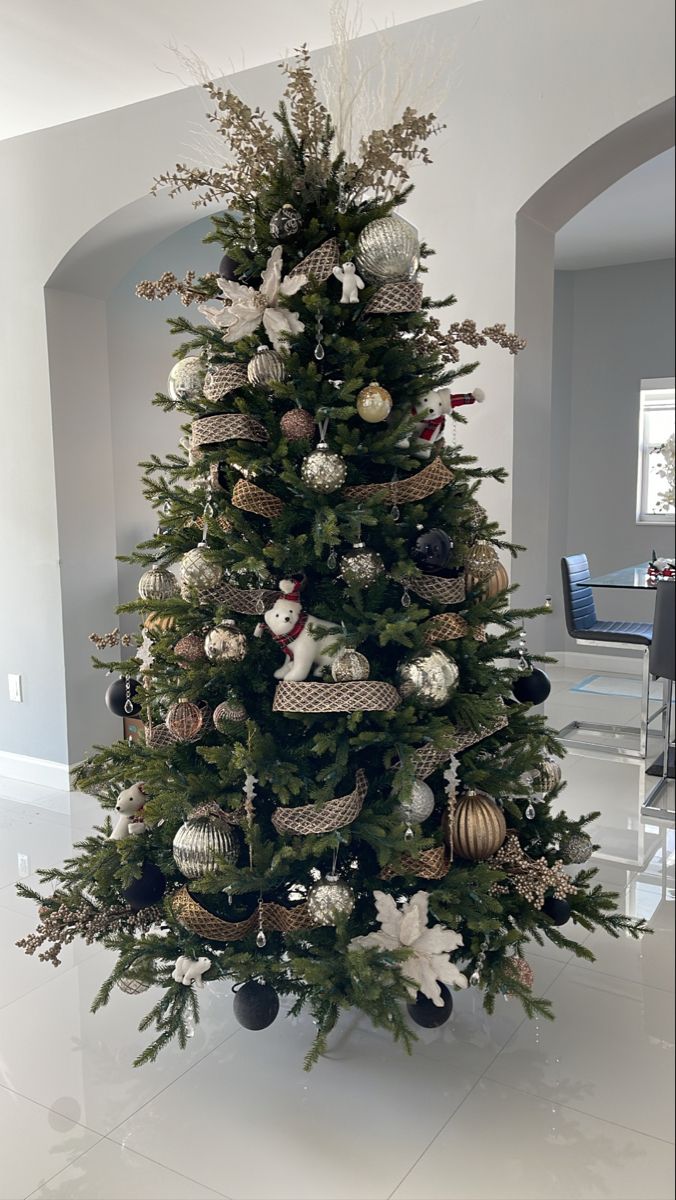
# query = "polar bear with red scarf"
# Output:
<box><xmin>399</xmin><ymin>386</ymin><xmax>485</xmax><ymax>457</ymax></box>
<box><xmin>254</xmin><ymin>579</ymin><xmax>340</xmax><ymax>681</ymax></box>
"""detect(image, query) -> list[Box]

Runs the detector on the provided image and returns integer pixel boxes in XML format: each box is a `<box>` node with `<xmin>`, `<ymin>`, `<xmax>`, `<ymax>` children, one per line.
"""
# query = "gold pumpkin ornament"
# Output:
<box><xmin>452</xmin><ymin>789</ymin><xmax>507</xmax><ymax>860</ymax></box>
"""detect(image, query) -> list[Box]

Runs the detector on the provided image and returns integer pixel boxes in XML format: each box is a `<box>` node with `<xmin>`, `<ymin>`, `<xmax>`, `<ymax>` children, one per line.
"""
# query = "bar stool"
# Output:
<box><xmin>642</xmin><ymin>582</ymin><xmax>675</xmax><ymax>820</ymax></box>
<box><xmin>560</xmin><ymin>554</ymin><xmax>655</xmax><ymax>758</ymax></box>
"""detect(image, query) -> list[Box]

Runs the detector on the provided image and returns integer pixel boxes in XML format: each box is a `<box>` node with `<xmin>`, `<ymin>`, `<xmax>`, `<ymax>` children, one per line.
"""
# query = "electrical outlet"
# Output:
<box><xmin>8</xmin><ymin>674</ymin><xmax>23</xmax><ymax>702</ymax></box>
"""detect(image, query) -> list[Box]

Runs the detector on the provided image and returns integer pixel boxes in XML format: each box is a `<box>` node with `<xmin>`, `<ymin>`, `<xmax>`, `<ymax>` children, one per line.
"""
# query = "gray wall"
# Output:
<box><xmin>548</xmin><ymin>257</ymin><xmax>675</xmax><ymax>653</ymax></box>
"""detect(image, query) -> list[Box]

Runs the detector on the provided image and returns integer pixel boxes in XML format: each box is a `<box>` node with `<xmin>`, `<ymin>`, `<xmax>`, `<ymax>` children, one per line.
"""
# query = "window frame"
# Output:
<box><xmin>636</xmin><ymin>377</ymin><xmax>675</xmax><ymax>526</ymax></box>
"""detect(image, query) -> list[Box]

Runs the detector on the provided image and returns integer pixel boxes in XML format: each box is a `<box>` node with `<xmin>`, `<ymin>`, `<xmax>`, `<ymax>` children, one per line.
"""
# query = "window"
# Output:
<box><xmin>636</xmin><ymin>378</ymin><xmax>675</xmax><ymax>525</ymax></box>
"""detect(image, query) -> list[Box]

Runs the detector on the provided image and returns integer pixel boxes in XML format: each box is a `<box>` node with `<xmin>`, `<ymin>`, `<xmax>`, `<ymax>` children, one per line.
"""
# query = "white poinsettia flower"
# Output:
<box><xmin>198</xmin><ymin>246</ymin><xmax>307</xmax><ymax>352</ymax></box>
<box><xmin>349</xmin><ymin>889</ymin><xmax>468</xmax><ymax>1006</ymax></box>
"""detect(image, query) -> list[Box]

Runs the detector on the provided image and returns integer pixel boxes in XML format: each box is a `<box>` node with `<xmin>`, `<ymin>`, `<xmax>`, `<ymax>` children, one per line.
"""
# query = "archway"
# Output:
<box><xmin>512</xmin><ymin>98</ymin><xmax>675</xmax><ymax>652</ymax></box>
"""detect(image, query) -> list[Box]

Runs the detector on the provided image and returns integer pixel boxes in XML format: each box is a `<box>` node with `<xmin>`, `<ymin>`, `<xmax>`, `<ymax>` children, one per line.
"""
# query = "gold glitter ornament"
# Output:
<box><xmin>465</xmin><ymin>542</ymin><xmax>499</xmax><ymax>582</ymax></box>
<box><xmin>331</xmin><ymin>649</ymin><xmax>370</xmax><ymax>683</ymax></box>
<box><xmin>397</xmin><ymin>648</ymin><xmax>459</xmax><ymax>708</ymax></box>
<box><xmin>356</xmin><ymin>215</ymin><xmax>420</xmax><ymax>284</ymax></box>
<box><xmin>356</xmin><ymin>382</ymin><xmax>393</xmax><ymax>423</ymax></box>
<box><xmin>168</xmin><ymin>355</ymin><xmax>203</xmax><ymax>402</ymax></box>
<box><xmin>452</xmin><ymin>790</ymin><xmax>507</xmax><ymax>860</ymax></box>
<box><xmin>300</xmin><ymin>443</ymin><xmax>347</xmax><ymax>493</ymax></box>
<box><xmin>138</xmin><ymin>565</ymin><xmax>179</xmax><ymax>601</ymax></box>
<box><xmin>173</xmin><ymin>633</ymin><xmax>207</xmax><ymax>664</ymax></box>
<box><xmin>247</xmin><ymin>345</ymin><xmax>286</xmax><ymax>386</ymax></box>
<box><xmin>307</xmin><ymin>874</ymin><xmax>355</xmax><ymax>925</ymax></box>
<box><xmin>172</xmin><ymin>812</ymin><xmax>240</xmax><ymax>878</ymax></box>
<box><xmin>558</xmin><ymin>832</ymin><xmax>593</xmax><ymax>864</ymax></box>
<box><xmin>204</xmin><ymin>620</ymin><xmax>247</xmax><ymax>662</ymax></box>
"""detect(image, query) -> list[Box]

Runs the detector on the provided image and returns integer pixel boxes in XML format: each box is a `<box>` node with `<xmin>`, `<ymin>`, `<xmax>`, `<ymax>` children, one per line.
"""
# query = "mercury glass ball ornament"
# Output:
<box><xmin>465</xmin><ymin>541</ymin><xmax>499</xmax><ymax>582</ymax></box>
<box><xmin>331</xmin><ymin>648</ymin><xmax>370</xmax><ymax>683</ymax></box>
<box><xmin>179</xmin><ymin>546</ymin><xmax>222</xmax><ymax>599</ymax></box>
<box><xmin>247</xmin><ymin>345</ymin><xmax>286</xmax><ymax>386</ymax></box>
<box><xmin>356</xmin><ymin>214</ymin><xmax>420</xmax><ymax>284</ymax></box>
<box><xmin>269</xmin><ymin>204</ymin><xmax>301</xmax><ymax>239</ymax></box>
<box><xmin>397</xmin><ymin>648</ymin><xmax>459</xmax><ymax>708</ymax></box>
<box><xmin>307</xmin><ymin>874</ymin><xmax>355</xmax><ymax>925</ymax></box>
<box><xmin>138</xmin><ymin>564</ymin><xmax>179</xmax><ymax>601</ymax></box>
<box><xmin>411</xmin><ymin>528</ymin><xmax>453</xmax><ymax>574</ymax></box>
<box><xmin>399</xmin><ymin>779</ymin><xmax>435</xmax><ymax>825</ymax></box>
<box><xmin>559</xmin><ymin>832</ymin><xmax>593</xmax><ymax>865</ymax></box>
<box><xmin>172</xmin><ymin>813</ymin><xmax>240</xmax><ymax>878</ymax></box>
<box><xmin>536</xmin><ymin>755</ymin><xmax>562</xmax><ymax>793</ymax></box>
<box><xmin>340</xmin><ymin>543</ymin><xmax>384</xmax><ymax>587</ymax></box>
<box><xmin>356</xmin><ymin>382</ymin><xmax>393</xmax><ymax>423</ymax></box>
<box><xmin>280</xmin><ymin>408</ymin><xmax>315</xmax><ymax>441</ymax></box>
<box><xmin>204</xmin><ymin>620</ymin><xmax>247</xmax><ymax>662</ymax></box>
<box><xmin>213</xmin><ymin>698</ymin><xmax>247</xmax><ymax>729</ymax></box>
<box><xmin>301</xmin><ymin>443</ymin><xmax>347</xmax><ymax>493</ymax></box>
<box><xmin>168</xmin><ymin>355</ymin><xmax>203</xmax><ymax>402</ymax></box>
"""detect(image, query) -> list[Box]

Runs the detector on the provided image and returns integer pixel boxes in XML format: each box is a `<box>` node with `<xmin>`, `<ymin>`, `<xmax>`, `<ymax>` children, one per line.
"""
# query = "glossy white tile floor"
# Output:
<box><xmin>0</xmin><ymin>667</ymin><xmax>673</xmax><ymax>1200</ymax></box>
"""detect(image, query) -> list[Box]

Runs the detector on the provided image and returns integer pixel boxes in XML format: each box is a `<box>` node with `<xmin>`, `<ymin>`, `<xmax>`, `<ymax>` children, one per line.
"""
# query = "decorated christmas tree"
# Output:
<box><xmin>18</xmin><ymin>49</ymin><xmax>644</xmax><ymax>1067</ymax></box>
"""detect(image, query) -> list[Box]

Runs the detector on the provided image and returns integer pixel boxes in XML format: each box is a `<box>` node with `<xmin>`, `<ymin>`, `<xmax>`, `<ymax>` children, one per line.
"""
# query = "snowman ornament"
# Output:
<box><xmin>332</xmin><ymin>261</ymin><xmax>365</xmax><ymax>304</ymax></box>
<box><xmin>254</xmin><ymin>579</ymin><xmax>341</xmax><ymax>681</ymax></box>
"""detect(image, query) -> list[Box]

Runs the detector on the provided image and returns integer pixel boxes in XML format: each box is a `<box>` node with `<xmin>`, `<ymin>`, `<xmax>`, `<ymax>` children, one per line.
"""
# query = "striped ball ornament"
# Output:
<box><xmin>452</xmin><ymin>789</ymin><xmax>507</xmax><ymax>860</ymax></box>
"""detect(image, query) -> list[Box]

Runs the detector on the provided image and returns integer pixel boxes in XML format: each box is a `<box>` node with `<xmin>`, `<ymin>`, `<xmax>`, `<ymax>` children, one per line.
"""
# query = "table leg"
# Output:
<box><xmin>639</xmin><ymin>646</ymin><xmax>650</xmax><ymax>759</ymax></box>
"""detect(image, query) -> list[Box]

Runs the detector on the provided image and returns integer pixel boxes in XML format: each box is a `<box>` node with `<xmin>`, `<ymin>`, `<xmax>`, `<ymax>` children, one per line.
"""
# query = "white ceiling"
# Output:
<box><xmin>0</xmin><ymin>0</ymin><xmax>477</xmax><ymax>142</ymax></box>
<box><xmin>554</xmin><ymin>148</ymin><xmax>675</xmax><ymax>270</ymax></box>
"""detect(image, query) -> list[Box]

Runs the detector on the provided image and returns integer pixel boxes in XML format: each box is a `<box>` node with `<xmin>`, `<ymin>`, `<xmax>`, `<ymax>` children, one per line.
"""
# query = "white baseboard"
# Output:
<box><xmin>548</xmin><ymin>649</ymin><xmax>644</xmax><ymax>676</ymax></box>
<box><xmin>0</xmin><ymin>751</ymin><xmax>72</xmax><ymax>791</ymax></box>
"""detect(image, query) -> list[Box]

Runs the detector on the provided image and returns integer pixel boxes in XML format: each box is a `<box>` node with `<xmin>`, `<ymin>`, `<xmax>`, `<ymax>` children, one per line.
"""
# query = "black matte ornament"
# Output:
<box><xmin>218</xmin><ymin>253</ymin><xmax>238</xmax><ymax>280</ymax></box>
<box><xmin>542</xmin><ymin>896</ymin><xmax>571</xmax><ymax>925</ymax></box>
<box><xmin>406</xmin><ymin>983</ymin><xmax>454</xmax><ymax>1028</ymax></box>
<box><xmin>512</xmin><ymin>667</ymin><xmax>551</xmax><ymax>706</ymax></box>
<box><xmin>105</xmin><ymin>676</ymin><xmax>141</xmax><ymax>717</ymax></box>
<box><xmin>233</xmin><ymin>980</ymin><xmax>280</xmax><ymax>1030</ymax></box>
<box><xmin>410</xmin><ymin>528</ymin><xmax>454</xmax><ymax>574</ymax></box>
<box><xmin>121</xmin><ymin>862</ymin><xmax>166</xmax><ymax>912</ymax></box>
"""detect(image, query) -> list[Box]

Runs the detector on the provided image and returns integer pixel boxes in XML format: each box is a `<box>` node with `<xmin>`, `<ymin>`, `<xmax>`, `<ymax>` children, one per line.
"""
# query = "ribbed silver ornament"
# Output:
<box><xmin>138</xmin><ymin>565</ymin><xmax>179</xmax><ymax>601</ymax></box>
<box><xmin>247</xmin><ymin>346</ymin><xmax>286</xmax><ymax>386</ymax></box>
<box><xmin>172</xmin><ymin>815</ymin><xmax>240</xmax><ymax>878</ymax></box>
<box><xmin>356</xmin><ymin>215</ymin><xmax>420</xmax><ymax>284</ymax></box>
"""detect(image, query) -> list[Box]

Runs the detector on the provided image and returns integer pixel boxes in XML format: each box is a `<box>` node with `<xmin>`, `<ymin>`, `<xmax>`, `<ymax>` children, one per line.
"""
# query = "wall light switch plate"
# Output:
<box><xmin>8</xmin><ymin>674</ymin><xmax>23</xmax><ymax>702</ymax></box>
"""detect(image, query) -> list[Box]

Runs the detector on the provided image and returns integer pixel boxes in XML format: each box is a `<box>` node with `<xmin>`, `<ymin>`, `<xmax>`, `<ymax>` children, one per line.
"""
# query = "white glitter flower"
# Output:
<box><xmin>199</xmin><ymin>246</ymin><xmax>307</xmax><ymax>352</ymax></box>
<box><xmin>349</xmin><ymin>890</ymin><xmax>468</xmax><ymax>1005</ymax></box>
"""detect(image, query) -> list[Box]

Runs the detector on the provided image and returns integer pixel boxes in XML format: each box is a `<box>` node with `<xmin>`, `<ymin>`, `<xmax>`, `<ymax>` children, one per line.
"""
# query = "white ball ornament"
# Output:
<box><xmin>307</xmin><ymin>875</ymin><xmax>355</xmax><ymax>925</ymax></box>
<box><xmin>168</xmin><ymin>356</ymin><xmax>203</xmax><ymax>402</ymax></box>
<box><xmin>301</xmin><ymin>444</ymin><xmax>347</xmax><ymax>493</ymax></box>
<box><xmin>399</xmin><ymin>779</ymin><xmax>435</xmax><ymax>825</ymax></box>
<box><xmin>138</xmin><ymin>565</ymin><xmax>179</xmax><ymax>601</ymax></box>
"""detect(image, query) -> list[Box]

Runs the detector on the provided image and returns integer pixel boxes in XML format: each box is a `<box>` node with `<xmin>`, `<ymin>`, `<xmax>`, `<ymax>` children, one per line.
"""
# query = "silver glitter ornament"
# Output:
<box><xmin>356</xmin><ymin>215</ymin><xmax>420</xmax><ymax>284</ymax></box>
<box><xmin>204</xmin><ymin>620</ymin><xmax>247</xmax><ymax>662</ymax></box>
<box><xmin>559</xmin><ymin>832</ymin><xmax>593</xmax><ymax>864</ymax></box>
<box><xmin>399</xmin><ymin>779</ymin><xmax>435</xmax><ymax>824</ymax></box>
<box><xmin>172</xmin><ymin>813</ymin><xmax>240</xmax><ymax>878</ymax></box>
<box><xmin>213</xmin><ymin>698</ymin><xmax>247</xmax><ymax>729</ymax></box>
<box><xmin>397</xmin><ymin>648</ymin><xmax>459</xmax><ymax>708</ymax></box>
<box><xmin>331</xmin><ymin>649</ymin><xmax>370</xmax><ymax>683</ymax></box>
<box><xmin>180</xmin><ymin>546</ymin><xmax>222</xmax><ymax>598</ymax></box>
<box><xmin>307</xmin><ymin>874</ymin><xmax>355</xmax><ymax>925</ymax></box>
<box><xmin>168</xmin><ymin>355</ymin><xmax>203</xmax><ymax>402</ymax></box>
<box><xmin>340</xmin><ymin>543</ymin><xmax>384</xmax><ymax>587</ymax></box>
<box><xmin>247</xmin><ymin>345</ymin><xmax>286</xmax><ymax>386</ymax></box>
<box><xmin>138</xmin><ymin>564</ymin><xmax>179</xmax><ymax>601</ymax></box>
<box><xmin>301</xmin><ymin>443</ymin><xmax>347</xmax><ymax>493</ymax></box>
<box><xmin>269</xmin><ymin>204</ymin><xmax>301</xmax><ymax>239</ymax></box>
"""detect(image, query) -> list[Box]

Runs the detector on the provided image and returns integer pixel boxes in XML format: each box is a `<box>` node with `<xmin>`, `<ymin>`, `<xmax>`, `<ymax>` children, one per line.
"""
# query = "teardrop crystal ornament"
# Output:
<box><xmin>248</xmin><ymin>236</ymin><xmax>258</xmax><ymax>253</ymax></box>
<box><xmin>401</xmin><ymin>588</ymin><xmax>411</xmax><ymax>609</ymax></box>
<box><xmin>525</xmin><ymin>803</ymin><xmax>536</xmax><ymax>820</ymax></box>
<box><xmin>314</xmin><ymin>342</ymin><xmax>325</xmax><ymax>361</ymax></box>
<box><xmin>327</xmin><ymin>550</ymin><xmax>337</xmax><ymax>570</ymax></box>
<box><xmin>470</xmin><ymin>970</ymin><xmax>480</xmax><ymax>987</ymax></box>
<box><xmin>256</xmin><ymin>929</ymin><xmax>267</xmax><ymax>948</ymax></box>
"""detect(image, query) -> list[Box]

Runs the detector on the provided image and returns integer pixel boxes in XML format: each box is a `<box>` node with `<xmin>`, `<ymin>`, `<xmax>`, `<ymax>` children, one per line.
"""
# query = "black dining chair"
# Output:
<box><xmin>560</xmin><ymin>554</ymin><xmax>659</xmax><ymax>758</ymax></box>
<box><xmin>642</xmin><ymin>582</ymin><xmax>675</xmax><ymax>820</ymax></box>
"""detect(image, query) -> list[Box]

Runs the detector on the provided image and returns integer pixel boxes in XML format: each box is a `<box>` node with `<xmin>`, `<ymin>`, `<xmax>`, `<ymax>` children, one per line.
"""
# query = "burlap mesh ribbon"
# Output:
<box><xmin>405</xmin><ymin>571</ymin><xmax>466</xmax><ymax>606</ymax></box>
<box><xmin>410</xmin><ymin>711</ymin><xmax>510</xmax><ymax>780</ymax></box>
<box><xmin>272</xmin><ymin>769</ymin><xmax>368</xmax><ymax>835</ymax></box>
<box><xmin>273</xmin><ymin>680</ymin><xmax>401</xmax><ymax>714</ymax></box>
<box><xmin>363</xmin><ymin>281</ymin><xmax>423</xmax><ymax>314</ymax></box>
<box><xmin>202</xmin><ymin>363</ymin><xmax>248</xmax><ymax>402</ymax></box>
<box><xmin>171</xmin><ymin>886</ymin><xmax>317</xmax><ymax>942</ymax></box>
<box><xmin>381</xmin><ymin>844</ymin><xmax>449</xmax><ymax>881</ymax></box>
<box><xmin>199</xmin><ymin>579</ymin><xmax>278</xmax><ymax>615</ymax></box>
<box><xmin>344</xmin><ymin>457</ymin><xmax>453</xmax><ymax>504</ymax></box>
<box><xmin>232</xmin><ymin>479</ymin><xmax>284</xmax><ymax>518</ymax></box>
<box><xmin>192</xmin><ymin>413</ymin><xmax>268</xmax><ymax>448</ymax></box>
<box><xmin>422</xmin><ymin>613</ymin><xmax>487</xmax><ymax>644</ymax></box>
<box><xmin>289</xmin><ymin>238</ymin><xmax>340</xmax><ymax>282</ymax></box>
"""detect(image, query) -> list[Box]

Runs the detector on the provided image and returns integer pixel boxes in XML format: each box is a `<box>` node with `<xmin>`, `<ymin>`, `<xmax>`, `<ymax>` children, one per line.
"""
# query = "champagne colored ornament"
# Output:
<box><xmin>536</xmin><ymin>755</ymin><xmax>562</xmax><ymax>793</ymax></box>
<box><xmin>269</xmin><ymin>204</ymin><xmax>301</xmax><ymax>239</ymax></box>
<box><xmin>484</xmin><ymin>562</ymin><xmax>510</xmax><ymax>597</ymax></box>
<box><xmin>138</xmin><ymin>565</ymin><xmax>179</xmax><ymax>601</ymax></box>
<box><xmin>340</xmin><ymin>543</ymin><xmax>384</xmax><ymax>587</ymax></box>
<box><xmin>144</xmin><ymin>612</ymin><xmax>177</xmax><ymax>633</ymax></box>
<box><xmin>247</xmin><ymin>345</ymin><xmax>286</xmax><ymax>386</ymax></box>
<box><xmin>559</xmin><ymin>832</ymin><xmax>593</xmax><ymax>864</ymax></box>
<box><xmin>168</xmin><ymin>355</ymin><xmax>203</xmax><ymax>402</ymax></box>
<box><xmin>356</xmin><ymin>382</ymin><xmax>393</xmax><ymax>423</ymax></box>
<box><xmin>213</xmin><ymin>698</ymin><xmax>247</xmax><ymax>728</ymax></box>
<box><xmin>356</xmin><ymin>215</ymin><xmax>420</xmax><ymax>284</ymax></box>
<box><xmin>165</xmin><ymin>699</ymin><xmax>211</xmax><ymax>742</ymax></box>
<box><xmin>280</xmin><ymin>408</ymin><xmax>315</xmax><ymax>440</ymax></box>
<box><xmin>204</xmin><ymin>620</ymin><xmax>247</xmax><ymax>662</ymax></box>
<box><xmin>465</xmin><ymin>541</ymin><xmax>499</xmax><ymax>582</ymax></box>
<box><xmin>399</xmin><ymin>779</ymin><xmax>435</xmax><ymax>825</ymax></box>
<box><xmin>397</xmin><ymin>648</ymin><xmax>459</xmax><ymax>708</ymax></box>
<box><xmin>301</xmin><ymin>443</ymin><xmax>347</xmax><ymax>493</ymax></box>
<box><xmin>180</xmin><ymin>546</ymin><xmax>222</xmax><ymax>598</ymax></box>
<box><xmin>331</xmin><ymin>648</ymin><xmax>370</xmax><ymax>683</ymax></box>
<box><xmin>307</xmin><ymin>874</ymin><xmax>355</xmax><ymax>924</ymax></box>
<box><xmin>172</xmin><ymin>812</ymin><xmax>240</xmax><ymax>878</ymax></box>
<box><xmin>452</xmin><ymin>789</ymin><xmax>507</xmax><ymax>860</ymax></box>
<box><xmin>173</xmin><ymin>633</ymin><xmax>206</xmax><ymax>664</ymax></box>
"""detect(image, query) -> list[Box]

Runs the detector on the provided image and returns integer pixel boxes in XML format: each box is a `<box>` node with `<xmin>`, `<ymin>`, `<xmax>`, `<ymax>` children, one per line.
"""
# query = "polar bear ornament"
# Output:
<box><xmin>108</xmin><ymin>783</ymin><xmax>149</xmax><ymax>841</ymax></box>
<box><xmin>254</xmin><ymin>579</ymin><xmax>341</xmax><ymax>682</ymax></box>
<box><xmin>172</xmin><ymin>955</ymin><xmax>211</xmax><ymax>988</ymax></box>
